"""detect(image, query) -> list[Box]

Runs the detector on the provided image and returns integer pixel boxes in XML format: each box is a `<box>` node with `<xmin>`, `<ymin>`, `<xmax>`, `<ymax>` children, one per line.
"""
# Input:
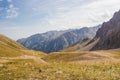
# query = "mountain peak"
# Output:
<box><xmin>17</xmin><ymin>25</ymin><xmax>100</xmax><ymax>53</ymax></box>
<box><xmin>92</xmin><ymin>10</ymin><xmax>120</xmax><ymax>50</ymax></box>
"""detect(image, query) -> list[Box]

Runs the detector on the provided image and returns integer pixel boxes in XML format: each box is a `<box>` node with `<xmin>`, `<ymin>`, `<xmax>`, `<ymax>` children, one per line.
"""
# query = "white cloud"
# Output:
<box><xmin>40</xmin><ymin>0</ymin><xmax>120</xmax><ymax>27</ymax></box>
<box><xmin>7</xmin><ymin>0</ymin><xmax>12</xmax><ymax>2</ymax></box>
<box><xmin>1</xmin><ymin>0</ymin><xmax>120</xmax><ymax>39</ymax></box>
<box><xmin>6</xmin><ymin>4</ymin><xmax>19</xmax><ymax>19</ymax></box>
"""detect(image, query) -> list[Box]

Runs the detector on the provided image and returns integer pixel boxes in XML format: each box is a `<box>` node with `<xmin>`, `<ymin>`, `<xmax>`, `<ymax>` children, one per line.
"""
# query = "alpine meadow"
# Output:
<box><xmin>0</xmin><ymin>0</ymin><xmax>120</xmax><ymax>80</ymax></box>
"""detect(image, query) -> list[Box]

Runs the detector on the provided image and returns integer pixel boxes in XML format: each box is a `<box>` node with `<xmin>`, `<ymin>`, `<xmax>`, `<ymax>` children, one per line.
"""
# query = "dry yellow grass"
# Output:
<box><xmin>0</xmin><ymin>34</ymin><xmax>120</xmax><ymax>80</ymax></box>
<box><xmin>0</xmin><ymin>57</ymin><xmax>120</xmax><ymax>80</ymax></box>
<box><xmin>42</xmin><ymin>52</ymin><xmax>86</xmax><ymax>62</ymax></box>
<box><xmin>0</xmin><ymin>34</ymin><xmax>46</xmax><ymax>57</ymax></box>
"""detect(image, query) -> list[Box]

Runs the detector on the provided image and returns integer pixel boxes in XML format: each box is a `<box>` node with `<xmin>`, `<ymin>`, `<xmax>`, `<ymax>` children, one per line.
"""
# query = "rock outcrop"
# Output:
<box><xmin>92</xmin><ymin>10</ymin><xmax>120</xmax><ymax>50</ymax></box>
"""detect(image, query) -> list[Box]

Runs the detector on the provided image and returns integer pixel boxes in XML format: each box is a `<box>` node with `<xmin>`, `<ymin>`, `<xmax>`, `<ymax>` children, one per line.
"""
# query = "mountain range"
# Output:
<box><xmin>92</xmin><ymin>10</ymin><xmax>120</xmax><ymax>50</ymax></box>
<box><xmin>62</xmin><ymin>10</ymin><xmax>120</xmax><ymax>52</ymax></box>
<box><xmin>17</xmin><ymin>25</ymin><xmax>100</xmax><ymax>53</ymax></box>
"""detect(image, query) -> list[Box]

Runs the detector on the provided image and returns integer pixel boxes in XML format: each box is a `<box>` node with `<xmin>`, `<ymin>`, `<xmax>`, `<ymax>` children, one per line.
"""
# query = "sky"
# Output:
<box><xmin>0</xmin><ymin>0</ymin><xmax>120</xmax><ymax>40</ymax></box>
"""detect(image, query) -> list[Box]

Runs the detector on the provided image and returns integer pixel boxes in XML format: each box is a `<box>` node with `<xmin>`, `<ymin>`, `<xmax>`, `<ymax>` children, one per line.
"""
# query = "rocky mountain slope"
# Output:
<box><xmin>92</xmin><ymin>10</ymin><xmax>120</xmax><ymax>50</ymax></box>
<box><xmin>62</xmin><ymin>10</ymin><xmax>120</xmax><ymax>51</ymax></box>
<box><xmin>65</xmin><ymin>10</ymin><xmax>120</xmax><ymax>51</ymax></box>
<box><xmin>17</xmin><ymin>25</ymin><xmax>100</xmax><ymax>53</ymax></box>
<box><xmin>61</xmin><ymin>38</ymin><xmax>93</xmax><ymax>52</ymax></box>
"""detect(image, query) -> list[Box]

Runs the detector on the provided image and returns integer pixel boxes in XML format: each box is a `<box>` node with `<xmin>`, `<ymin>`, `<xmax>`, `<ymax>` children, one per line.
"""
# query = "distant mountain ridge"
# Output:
<box><xmin>17</xmin><ymin>25</ymin><xmax>100</xmax><ymax>53</ymax></box>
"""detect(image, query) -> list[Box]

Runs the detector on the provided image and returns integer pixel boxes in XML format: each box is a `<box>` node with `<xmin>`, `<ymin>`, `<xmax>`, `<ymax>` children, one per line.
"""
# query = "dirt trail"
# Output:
<box><xmin>0</xmin><ymin>51</ymin><xmax>120</xmax><ymax>64</ymax></box>
<box><xmin>90</xmin><ymin>51</ymin><xmax>114</xmax><ymax>59</ymax></box>
<box><xmin>0</xmin><ymin>55</ymin><xmax>47</xmax><ymax>64</ymax></box>
<box><xmin>71</xmin><ymin>51</ymin><xmax>120</xmax><ymax>63</ymax></box>
<box><xmin>91</xmin><ymin>51</ymin><xmax>120</xmax><ymax>61</ymax></box>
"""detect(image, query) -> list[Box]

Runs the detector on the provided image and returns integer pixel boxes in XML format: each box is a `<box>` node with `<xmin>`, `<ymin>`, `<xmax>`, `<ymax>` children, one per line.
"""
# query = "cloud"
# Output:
<box><xmin>39</xmin><ymin>0</ymin><xmax>120</xmax><ymax>27</ymax></box>
<box><xmin>6</xmin><ymin>4</ymin><xmax>19</xmax><ymax>19</ymax></box>
<box><xmin>0</xmin><ymin>0</ymin><xmax>120</xmax><ymax>39</ymax></box>
<box><xmin>7</xmin><ymin>0</ymin><xmax>12</xmax><ymax>2</ymax></box>
<box><xmin>12</xmin><ymin>0</ymin><xmax>120</xmax><ymax>26</ymax></box>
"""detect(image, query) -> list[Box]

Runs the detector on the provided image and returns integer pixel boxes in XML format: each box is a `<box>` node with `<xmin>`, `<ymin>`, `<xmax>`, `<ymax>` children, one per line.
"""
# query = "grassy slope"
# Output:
<box><xmin>42</xmin><ymin>52</ymin><xmax>86</xmax><ymax>62</ymax></box>
<box><xmin>43</xmin><ymin>50</ymin><xmax>120</xmax><ymax>62</ymax></box>
<box><xmin>0</xmin><ymin>34</ymin><xmax>26</xmax><ymax>57</ymax></box>
<box><xmin>0</xmin><ymin>58</ymin><xmax>120</xmax><ymax>80</ymax></box>
<box><xmin>106</xmin><ymin>50</ymin><xmax>120</xmax><ymax>58</ymax></box>
<box><xmin>0</xmin><ymin>34</ymin><xmax>120</xmax><ymax>80</ymax></box>
<box><xmin>0</xmin><ymin>34</ymin><xmax>46</xmax><ymax>57</ymax></box>
<box><xmin>61</xmin><ymin>38</ymin><xmax>94</xmax><ymax>52</ymax></box>
<box><xmin>62</xmin><ymin>38</ymin><xmax>100</xmax><ymax>52</ymax></box>
<box><xmin>0</xmin><ymin>49</ymin><xmax>120</xmax><ymax>80</ymax></box>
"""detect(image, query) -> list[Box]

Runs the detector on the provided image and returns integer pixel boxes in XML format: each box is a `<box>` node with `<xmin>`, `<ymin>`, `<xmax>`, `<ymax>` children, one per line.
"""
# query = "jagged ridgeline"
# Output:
<box><xmin>64</xmin><ymin>10</ymin><xmax>120</xmax><ymax>51</ymax></box>
<box><xmin>92</xmin><ymin>10</ymin><xmax>120</xmax><ymax>50</ymax></box>
<box><xmin>17</xmin><ymin>25</ymin><xmax>100</xmax><ymax>53</ymax></box>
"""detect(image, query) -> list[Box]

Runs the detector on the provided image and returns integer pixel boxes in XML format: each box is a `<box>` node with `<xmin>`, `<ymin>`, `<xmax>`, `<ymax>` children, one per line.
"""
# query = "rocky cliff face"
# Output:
<box><xmin>92</xmin><ymin>10</ymin><xmax>120</xmax><ymax>50</ymax></box>
<box><xmin>17</xmin><ymin>25</ymin><xmax>100</xmax><ymax>53</ymax></box>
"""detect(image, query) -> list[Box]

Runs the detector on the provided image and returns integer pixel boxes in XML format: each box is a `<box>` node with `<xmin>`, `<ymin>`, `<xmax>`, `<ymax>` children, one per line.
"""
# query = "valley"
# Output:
<box><xmin>0</xmin><ymin>1</ymin><xmax>120</xmax><ymax>80</ymax></box>
<box><xmin>0</xmin><ymin>49</ymin><xmax>120</xmax><ymax>80</ymax></box>
<box><xmin>0</xmin><ymin>34</ymin><xmax>120</xmax><ymax>80</ymax></box>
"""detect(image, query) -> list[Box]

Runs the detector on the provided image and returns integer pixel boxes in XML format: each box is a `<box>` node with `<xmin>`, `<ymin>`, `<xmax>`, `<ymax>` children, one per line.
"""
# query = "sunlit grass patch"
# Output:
<box><xmin>0</xmin><ymin>59</ymin><xmax>120</xmax><ymax>80</ymax></box>
<box><xmin>42</xmin><ymin>52</ymin><xmax>86</xmax><ymax>62</ymax></box>
<box><xmin>107</xmin><ymin>51</ymin><xmax>120</xmax><ymax>58</ymax></box>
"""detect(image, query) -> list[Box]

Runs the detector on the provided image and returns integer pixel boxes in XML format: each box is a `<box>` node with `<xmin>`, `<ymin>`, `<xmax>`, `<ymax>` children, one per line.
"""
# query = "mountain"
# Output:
<box><xmin>0</xmin><ymin>34</ymin><xmax>45</xmax><ymax>57</ymax></box>
<box><xmin>91</xmin><ymin>10</ymin><xmax>120</xmax><ymax>50</ymax></box>
<box><xmin>61</xmin><ymin>38</ymin><xmax>93</xmax><ymax>52</ymax></box>
<box><xmin>65</xmin><ymin>10</ymin><xmax>120</xmax><ymax>51</ymax></box>
<box><xmin>17</xmin><ymin>25</ymin><xmax>100</xmax><ymax>53</ymax></box>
